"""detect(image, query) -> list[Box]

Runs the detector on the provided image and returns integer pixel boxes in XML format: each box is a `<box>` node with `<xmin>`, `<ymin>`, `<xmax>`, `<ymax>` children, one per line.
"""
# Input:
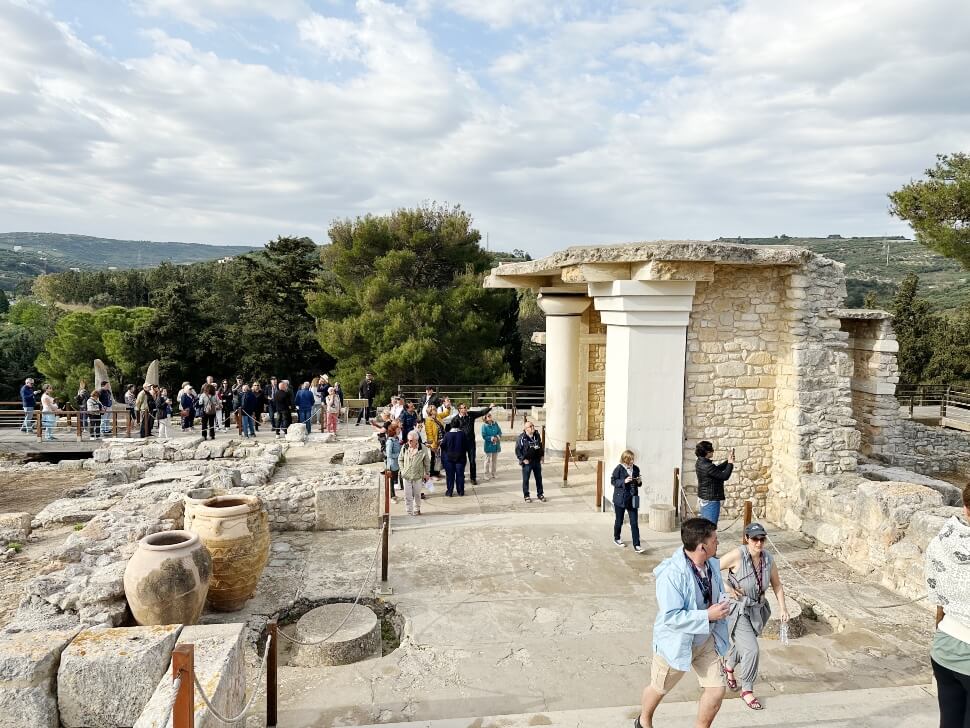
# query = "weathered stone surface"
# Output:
<box><xmin>315</xmin><ymin>470</ymin><xmax>378</xmax><ymax>530</ymax></box>
<box><xmin>57</xmin><ymin>625</ymin><xmax>182</xmax><ymax>728</ymax></box>
<box><xmin>0</xmin><ymin>628</ymin><xmax>79</xmax><ymax>728</ymax></box>
<box><xmin>344</xmin><ymin>445</ymin><xmax>382</xmax><ymax>466</ymax></box>
<box><xmin>291</xmin><ymin>603</ymin><xmax>381</xmax><ymax>667</ymax></box>
<box><xmin>286</xmin><ymin>423</ymin><xmax>308</xmax><ymax>443</ymax></box>
<box><xmin>858</xmin><ymin>463</ymin><xmax>962</xmax><ymax>506</ymax></box>
<box><xmin>0</xmin><ymin>513</ymin><xmax>31</xmax><ymax>541</ymax></box>
<box><xmin>134</xmin><ymin>623</ymin><xmax>246</xmax><ymax>728</ymax></box>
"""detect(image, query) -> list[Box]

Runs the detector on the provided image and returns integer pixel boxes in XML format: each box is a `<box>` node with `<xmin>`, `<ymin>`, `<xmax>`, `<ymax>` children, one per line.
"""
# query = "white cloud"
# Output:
<box><xmin>1</xmin><ymin>0</ymin><xmax>969</xmax><ymax>254</ymax></box>
<box><xmin>130</xmin><ymin>0</ymin><xmax>310</xmax><ymax>30</ymax></box>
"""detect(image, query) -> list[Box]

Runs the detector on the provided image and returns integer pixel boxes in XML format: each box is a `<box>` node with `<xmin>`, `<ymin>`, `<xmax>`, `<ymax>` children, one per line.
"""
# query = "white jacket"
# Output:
<box><xmin>927</xmin><ymin>515</ymin><xmax>970</xmax><ymax>643</ymax></box>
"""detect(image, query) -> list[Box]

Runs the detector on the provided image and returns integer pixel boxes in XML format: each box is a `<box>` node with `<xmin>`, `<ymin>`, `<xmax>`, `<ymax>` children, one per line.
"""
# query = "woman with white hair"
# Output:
<box><xmin>325</xmin><ymin>386</ymin><xmax>340</xmax><ymax>436</ymax></box>
<box><xmin>399</xmin><ymin>430</ymin><xmax>431</xmax><ymax>516</ymax></box>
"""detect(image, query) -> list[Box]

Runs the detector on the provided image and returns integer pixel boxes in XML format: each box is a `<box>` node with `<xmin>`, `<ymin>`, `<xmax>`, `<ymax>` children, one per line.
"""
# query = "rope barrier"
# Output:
<box><xmin>192</xmin><ymin>633</ymin><xmax>273</xmax><ymax>724</ymax></box>
<box><xmin>277</xmin><ymin>521</ymin><xmax>387</xmax><ymax>647</ymax></box>
<box><xmin>160</xmin><ymin>671</ymin><xmax>184</xmax><ymax>724</ymax></box>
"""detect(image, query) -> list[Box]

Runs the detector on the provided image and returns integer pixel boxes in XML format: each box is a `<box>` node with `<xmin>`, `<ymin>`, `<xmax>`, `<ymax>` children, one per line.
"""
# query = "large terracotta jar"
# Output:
<box><xmin>189</xmin><ymin>495</ymin><xmax>270</xmax><ymax>611</ymax></box>
<box><xmin>183</xmin><ymin>487</ymin><xmax>226</xmax><ymax>532</ymax></box>
<box><xmin>124</xmin><ymin>530</ymin><xmax>212</xmax><ymax>626</ymax></box>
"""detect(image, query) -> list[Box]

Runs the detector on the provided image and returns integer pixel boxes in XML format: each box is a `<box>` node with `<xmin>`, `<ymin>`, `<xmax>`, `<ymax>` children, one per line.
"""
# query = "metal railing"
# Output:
<box><xmin>394</xmin><ymin>385</ymin><xmax>544</xmax><ymax>411</ymax></box>
<box><xmin>896</xmin><ymin>384</ymin><xmax>970</xmax><ymax>426</ymax></box>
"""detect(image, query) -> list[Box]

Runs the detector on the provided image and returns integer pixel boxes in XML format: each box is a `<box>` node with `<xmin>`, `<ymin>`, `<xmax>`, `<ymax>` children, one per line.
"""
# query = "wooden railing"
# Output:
<box><xmin>394</xmin><ymin>385</ymin><xmax>544</xmax><ymax>411</ymax></box>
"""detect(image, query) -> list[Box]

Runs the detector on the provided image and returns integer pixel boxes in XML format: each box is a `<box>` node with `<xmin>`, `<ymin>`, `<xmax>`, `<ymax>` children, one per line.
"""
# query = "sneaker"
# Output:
<box><xmin>634</xmin><ymin>545</ymin><xmax>645</xmax><ymax>554</ymax></box>
<box><xmin>614</xmin><ymin>539</ymin><xmax>626</xmax><ymax>548</ymax></box>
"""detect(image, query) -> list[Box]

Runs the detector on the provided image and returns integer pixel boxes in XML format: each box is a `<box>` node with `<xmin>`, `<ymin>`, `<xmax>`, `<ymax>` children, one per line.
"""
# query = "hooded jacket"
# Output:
<box><xmin>927</xmin><ymin>515</ymin><xmax>970</xmax><ymax>643</ymax></box>
<box><xmin>652</xmin><ymin>547</ymin><xmax>729</xmax><ymax>671</ymax></box>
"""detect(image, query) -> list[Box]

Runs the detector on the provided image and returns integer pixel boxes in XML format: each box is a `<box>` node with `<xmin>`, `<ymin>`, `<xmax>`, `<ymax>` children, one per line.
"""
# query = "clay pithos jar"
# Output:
<box><xmin>183</xmin><ymin>487</ymin><xmax>225</xmax><ymax>532</ymax></box>
<box><xmin>189</xmin><ymin>494</ymin><xmax>270</xmax><ymax>611</ymax></box>
<box><xmin>124</xmin><ymin>530</ymin><xmax>212</xmax><ymax>626</ymax></box>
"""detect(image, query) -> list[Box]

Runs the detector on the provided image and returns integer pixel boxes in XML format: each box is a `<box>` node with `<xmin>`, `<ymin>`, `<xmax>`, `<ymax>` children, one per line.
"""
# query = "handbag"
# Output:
<box><xmin>631</xmin><ymin>495</ymin><xmax>641</xmax><ymax>509</ymax></box>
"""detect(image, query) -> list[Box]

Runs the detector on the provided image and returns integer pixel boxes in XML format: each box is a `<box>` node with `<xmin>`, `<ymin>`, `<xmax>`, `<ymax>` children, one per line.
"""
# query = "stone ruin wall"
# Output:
<box><xmin>582</xmin><ymin>307</ymin><xmax>606</xmax><ymax>441</ymax></box>
<box><xmin>680</xmin><ymin>257</ymin><xmax>859</xmax><ymax>517</ymax></box>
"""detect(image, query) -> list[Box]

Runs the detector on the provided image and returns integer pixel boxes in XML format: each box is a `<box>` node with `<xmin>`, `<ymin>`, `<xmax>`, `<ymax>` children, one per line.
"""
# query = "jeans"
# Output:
<box><xmin>267</xmin><ymin>404</ymin><xmax>276</xmax><ymax>431</ymax></box>
<box><xmin>465</xmin><ymin>439</ymin><xmax>478</xmax><ymax>481</ymax></box>
<box><xmin>933</xmin><ymin>658</ymin><xmax>970</xmax><ymax>728</ymax></box>
<box><xmin>442</xmin><ymin>454</ymin><xmax>465</xmax><ymax>495</ymax></box>
<box><xmin>298</xmin><ymin>408</ymin><xmax>312</xmax><ymax>433</ymax></box>
<box><xmin>242</xmin><ymin>413</ymin><xmax>255</xmax><ymax>437</ymax></box>
<box><xmin>698</xmin><ymin>498</ymin><xmax>721</xmax><ymax>525</ymax></box>
<box><xmin>21</xmin><ymin>406</ymin><xmax>34</xmax><ymax>431</ymax></box>
<box><xmin>614</xmin><ymin>504</ymin><xmax>640</xmax><ymax>547</ymax></box>
<box><xmin>101</xmin><ymin>413</ymin><xmax>112</xmax><ymax>436</ymax></box>
<box><xmin>276</xmin><ymin>409</ymin><xmax>291</xmax><ymax>434</ymax></box>
<box><xmin>522</xmin><ymin>461</ymin><xmax>543</xmax><ymax>497</ymax></box>
<box><xmin>42</xmin><ymin>412</ymin><xmax>55</xmax><ymax>440</ymax></box>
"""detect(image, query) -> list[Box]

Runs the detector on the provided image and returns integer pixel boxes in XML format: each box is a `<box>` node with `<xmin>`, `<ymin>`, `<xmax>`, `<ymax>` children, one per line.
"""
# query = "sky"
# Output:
<box><xmin>2</xmin><ymin>0</ymin><xmax>969</xmax><ymax>256</ymax></box>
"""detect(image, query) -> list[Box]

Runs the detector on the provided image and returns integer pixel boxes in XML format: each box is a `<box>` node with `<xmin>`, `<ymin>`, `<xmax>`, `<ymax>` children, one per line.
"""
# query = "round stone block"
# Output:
<box><xmin>761</xmin><ymin>591</ymin><xmax>805</xmax><ymax>640</ymax></box>
<box><xmin>291</xmin><ymin>603</ymin><xmax>381</xmax><ymax>667</ymax></box>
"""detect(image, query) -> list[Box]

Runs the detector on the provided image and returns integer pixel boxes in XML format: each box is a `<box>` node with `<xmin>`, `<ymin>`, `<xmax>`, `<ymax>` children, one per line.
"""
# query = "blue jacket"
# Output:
<box><xmin>385</xmin><ymin>436</ymin><xmax>401</xmax><ymax>471</ymax></box>
<box><xmin>20</xmin><ymin>384</ymin><xmax>35</xmax><ymax>408</ymax></box>
<box><xmin>294</xmin><ymin>388</ymin><xmax>314</xmax><ymax>410</ymax></box>
<box><xmin>481</xmin><ymin>422</ymin><xmax>502</xmax><ymax>453</ymax></box>
<box><xmin>611</xmin><ymin>464</ymin><xmax>641</xmax><ymax>509</ymax></box>
<box><xmin>652</xmin><ymin>548</ymin><xmax>729</xmax><ymax>671</ymax></box>
<box><xmin>400</xmin><ymin>410</ymin><xmax>418</xmax><ymax>437</ymax></box>
<box><xmin>241</xmin><ymin>392</ymin><xmax>257</xmax><ymax>414</ymax></box>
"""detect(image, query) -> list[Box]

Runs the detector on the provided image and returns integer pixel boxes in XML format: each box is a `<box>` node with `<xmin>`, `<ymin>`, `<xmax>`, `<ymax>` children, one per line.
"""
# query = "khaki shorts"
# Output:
<box><xmin>650</xmin><ymin>637</ymin><xmax>724</xmax><ymax>694</ymax></box>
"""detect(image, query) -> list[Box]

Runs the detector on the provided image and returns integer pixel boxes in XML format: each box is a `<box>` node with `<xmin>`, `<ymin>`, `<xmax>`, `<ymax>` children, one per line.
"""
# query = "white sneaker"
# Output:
<box><xmin>634</xmin><ymin>545</ymin><xmax>645</xmax><ymax>554</ymax></box>
<box><xmin>614</xmin><ymin>539</ymin><xmax>626</xmax><ymax>548</ymax></box>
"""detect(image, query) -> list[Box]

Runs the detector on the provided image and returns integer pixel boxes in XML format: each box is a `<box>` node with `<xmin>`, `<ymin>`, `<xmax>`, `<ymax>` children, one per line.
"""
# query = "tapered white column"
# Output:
<box><xmin>589</xmin><ymin>280</ymin><xmax>696</xmax><ymax>506</ymax></box>
<box><xmin>537</xmin><ymin>291</ymin><xmax>590</xmax><ymax>455</ymax></box>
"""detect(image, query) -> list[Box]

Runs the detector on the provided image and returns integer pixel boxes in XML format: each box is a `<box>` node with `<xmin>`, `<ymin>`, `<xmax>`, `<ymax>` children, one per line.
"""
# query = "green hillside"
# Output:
<box><xmin>0</xmin><ymin>233</ymin><xmax>259</xmax><ymax>289</ymax></box>
<box><xmin>725</xmin><ymin>236</ymin><xmax>970</xmax><ymax>313</ymax></box>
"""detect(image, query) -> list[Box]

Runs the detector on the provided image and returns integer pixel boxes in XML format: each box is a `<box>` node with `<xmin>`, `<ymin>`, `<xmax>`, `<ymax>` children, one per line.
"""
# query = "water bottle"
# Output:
<box><xmin>779</xmin><ymin>621</ymin><xmax>789</xmax><ymax>646</ymax></box>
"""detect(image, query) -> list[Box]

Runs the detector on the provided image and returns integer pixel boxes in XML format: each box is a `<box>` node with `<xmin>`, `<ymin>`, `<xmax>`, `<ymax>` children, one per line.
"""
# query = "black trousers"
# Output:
<box><xmin>614</xmin><ymin>504</ymin><xmax>640</xmax><ymax>547</ymax></box>
<box><xmin>356</xmin><ymin>400</ymin><xmax>374</xmax><ymax>424</ymax></box>
<box><xmin>934</xmin><ymin>658</ymin><xmax>970</xmax><ymax>728</ymax></box>
<box><xmin>464</xmin><ymin>439</ymin><xmax>478</xmax><ymax>481</ymax></box>
<box><xmin>277</xmin><ymin>408</ymin><xmax>291</xmax><ymax>434</ymax></box>
<box><xmin>201</xmin><ymin>413</ymin><xmax>216</xmax><ymax>440</ymax></box>
<box><xmin>139</xmin><ymin>412</ymin><xmax>154</xmax><ymax>438</ymax></box>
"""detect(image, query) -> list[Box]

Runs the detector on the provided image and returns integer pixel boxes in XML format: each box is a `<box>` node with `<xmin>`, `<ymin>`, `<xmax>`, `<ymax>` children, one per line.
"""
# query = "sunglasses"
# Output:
<box><xmin>748</xmin><ymin>536</ymin><xmax>766</xmax><ymax>542</ymax></box>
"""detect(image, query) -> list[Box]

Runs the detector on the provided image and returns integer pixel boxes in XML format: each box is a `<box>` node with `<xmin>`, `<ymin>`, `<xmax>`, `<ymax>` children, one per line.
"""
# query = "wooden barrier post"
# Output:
<box><xmin>172</xmin><ymin>644</ymin><xmax>195</xmax><ymax>728</ymax></box>
<box><xmin>595</xmin><ymin>460</ymin><xmax>604</xmax><ymax>512</ymax></box>
<box><xmin>509</xmin><ymin>406</ymin><xmax>515</xmax><ymax>427</ymax></box>
<box><xmin>742</xmin><ymin>500</ymin><xmax>753</xmax><ymax>544</ymax></box>
<box><xmin>112</xmin><ymin>411</ymin><xmax>119</xmax><ymax>438</ymax></box>
<box><xmin>36</xmin><ymin>410</ymin><xmax>42</xmax><ymax>440</ymax></box>
<box><xmin>76</xmin><ymin>410</ymin><xmax>83</xmax><ymax>441</ymax></box>
<box><xmin>562</xmin><ymin>442</ymin><xmax>570</xmax><ymax>483</ymax></box>
<box><xmin>380</xmin><ymin>513</ymin><xmax>390</xmax><ymax>583</ymax></box>
<box><xmin>943</xmin><ymin>386</ymin><xmax>951</xmax><ymax>419</ymax></box>
<box><xmin>672</xmin><ymin>467</ymin><xmax>681</xmax><ymax>520</ymax></box>
<box><xmin>266</xmin><ymin>621</ymin><xmax>278</xmax><ymax>727</ymax></box>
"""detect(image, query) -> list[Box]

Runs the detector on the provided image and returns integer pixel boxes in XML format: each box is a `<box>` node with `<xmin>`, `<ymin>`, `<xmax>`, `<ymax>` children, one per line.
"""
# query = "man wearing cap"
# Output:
<box><xmin>637</xmin><ymin>517</ymin><xmax>730</xmax><ymax>728</ymax></box>
<box><xmin>717</xmin><ymin>522</ymin><xmax>788</xmax><ymax>711</ymax></box>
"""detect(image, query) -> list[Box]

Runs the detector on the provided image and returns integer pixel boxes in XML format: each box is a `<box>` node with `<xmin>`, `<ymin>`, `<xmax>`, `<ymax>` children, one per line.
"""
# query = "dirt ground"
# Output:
<box><xmin>0</xmin><ymin>469</ymin><xmax>91</xmax><ymax>515</ymax></box>
<box><xmin>0</xmin><ymin>524</ymin><xmax>73</xmax><ymax>625</ymax></box>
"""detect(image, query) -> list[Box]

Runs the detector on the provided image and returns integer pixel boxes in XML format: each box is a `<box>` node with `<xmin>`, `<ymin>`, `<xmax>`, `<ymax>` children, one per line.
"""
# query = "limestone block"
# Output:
<box><xmin>93</xmin><ymin>449</ymin><xmax>111</xmax><ymax>464</ymax></box>
<box><xmin>315</xmin><ymin>480</ymin><xmax>378</xmax><ymax>531</ymax></box>
<box><xmin>286</xmin><ymin>423</ymin><xmax>308</xmax><ymax>443</ymax></box>
<box><xmin>58</xmin><ymin>625</ymin><xmax>182</xmax><ymax>728</ymax></box>
<box><xmin>134</xmin><ymin>622</ymin><xmax>246</xmax><ymax>728</ymax></box>
<box><xmin>291</xmin><ymin>604</ymin><xmax>381</xmax><ymax>667</ymax></box>
<box><xmin>0</xmin><ymin>512</ymin><xmax>31</xmax><ymax>541</ymax></box>
<box><xmin>0</xmin><ymin>628</ymin><xmax>79</xmax><ymax>728</ymax></box>
<box><xmin>344</xmin><ymin>445</ymin><xmax>382</xmax><ymax>466</ymax></box>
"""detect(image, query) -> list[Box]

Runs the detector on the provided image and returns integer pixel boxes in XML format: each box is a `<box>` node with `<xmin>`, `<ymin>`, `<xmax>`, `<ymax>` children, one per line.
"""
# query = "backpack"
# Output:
<box><xmin>203</xmin><ymin>394</ymin><xmax>217</xmax><ymax>416</ymax></box>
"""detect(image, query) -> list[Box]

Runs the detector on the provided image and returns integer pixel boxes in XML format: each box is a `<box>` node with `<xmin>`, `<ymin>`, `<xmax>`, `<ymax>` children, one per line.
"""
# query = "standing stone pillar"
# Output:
<box><xmin>589</xmin><ymin>280</ymin><xmax>696</xmax><ymax>506</ymax></box>
<box><xmin>537</xmin><ymin>291</ymin><xmax>590</xmax><ymax>455</ymax></box>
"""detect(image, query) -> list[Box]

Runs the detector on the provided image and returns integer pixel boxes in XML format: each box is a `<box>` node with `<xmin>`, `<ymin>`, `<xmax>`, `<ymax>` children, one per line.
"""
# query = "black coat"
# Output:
<box><xmin>695</xmin><ymin>457</ymin><xmax>733</xmax><ymax>501</ymax></box>
<box><xmin>611</xmin><ymin>464</ymin><xmax>641</xmax><ymax>509</ymax></box>
<box><xmin>452</xmin><ymin>407</ymin><xmax>491</xmax><ymax>442</ymax></box>
<box><xmin>358</xmin><ymin>378</ymin><xmax>378</xmax><ymax>401</ymax></box>
<box><xmin>515</xmin><ymin>431</ymin><xmax>543</xmax><ymax>464</ymax></box>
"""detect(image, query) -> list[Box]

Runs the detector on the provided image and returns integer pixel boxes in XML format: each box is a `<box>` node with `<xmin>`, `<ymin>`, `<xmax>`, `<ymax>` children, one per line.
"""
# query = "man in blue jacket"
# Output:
<box><xmin>636</xmin><ymin>517</ymin><xmax>730</xmax><ymax>728</ymax></box>
<box><xmin>19</xmin><ymin>377</ymin><xmax>35</xmax><ymax>432</ymax></box>
<box><xmin>294</xmin><ymin>382</ymin><xmax>315</xmax><ymax>434</ymax></box>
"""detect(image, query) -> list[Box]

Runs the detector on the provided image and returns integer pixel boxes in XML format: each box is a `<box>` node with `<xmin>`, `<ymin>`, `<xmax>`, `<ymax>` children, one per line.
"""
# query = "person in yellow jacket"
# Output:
<box><xmin>423</xmin><ymin>404</ymin><xmax>445</xmax><ymax>478</ymax></box>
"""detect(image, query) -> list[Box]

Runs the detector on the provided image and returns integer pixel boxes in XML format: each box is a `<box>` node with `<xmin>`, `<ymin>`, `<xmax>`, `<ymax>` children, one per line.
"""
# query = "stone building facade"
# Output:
<box><xmin>486</xmin><ymin>241</ymin><xmax>861</xmax><ymax>514</ymax></box>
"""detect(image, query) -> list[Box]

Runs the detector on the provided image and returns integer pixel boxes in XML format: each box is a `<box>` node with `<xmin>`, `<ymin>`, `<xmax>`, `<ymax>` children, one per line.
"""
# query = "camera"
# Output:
<box><xmin>632</xmin><ymin>476</ymin><xmax>642</xmax><ymax>486</ymax></box>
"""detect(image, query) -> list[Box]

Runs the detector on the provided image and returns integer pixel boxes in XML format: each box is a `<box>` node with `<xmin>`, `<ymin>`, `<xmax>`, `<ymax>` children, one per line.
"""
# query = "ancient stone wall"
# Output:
<box><xmin>579</xmin><ymin>307</ymin><xmax>606</xmax><ymax>441</ymax></box>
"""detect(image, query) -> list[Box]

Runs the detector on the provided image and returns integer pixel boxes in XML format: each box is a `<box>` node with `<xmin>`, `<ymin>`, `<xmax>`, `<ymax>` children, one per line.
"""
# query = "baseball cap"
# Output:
<box><xmin>744</xmin><ymin>522</ymin><xmax>767</xmax><ymax>539</ymax></box>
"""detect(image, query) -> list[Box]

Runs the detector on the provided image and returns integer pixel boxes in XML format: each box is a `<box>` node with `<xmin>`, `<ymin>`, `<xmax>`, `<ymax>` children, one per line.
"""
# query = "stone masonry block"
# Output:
<box><xmin>315</xmin><ymin>481</ymin><xmax>379</xmax><ymax>531</ymax></box>
<box><xmin>58</xmin><ymin>625</ymin><xmax>182</xmax><ymax>728</ymax></box>
<box><xmin>0</xmin><ymin>628</ymin><xmax>79</xmax><ymax>728</ymax></box>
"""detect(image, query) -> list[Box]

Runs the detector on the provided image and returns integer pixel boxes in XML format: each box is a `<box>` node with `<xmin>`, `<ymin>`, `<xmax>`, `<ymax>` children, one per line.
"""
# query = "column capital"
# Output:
<box><xmin>537</xmin><ymin>291</ymin><xmax>591</xmax><ymax>317</ymax></box>
<box><xmin>589</xmin><ymin>280</ymin><xmax>695</xmax><ymax>327</ymax></box>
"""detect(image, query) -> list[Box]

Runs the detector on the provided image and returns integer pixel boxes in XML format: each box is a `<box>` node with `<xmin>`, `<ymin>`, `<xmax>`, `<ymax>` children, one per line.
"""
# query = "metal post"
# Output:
<box><xmin>742</xmin><ymin>500</ymin><xmax>753</xmax><ymax>544</ymax></box>
<box><xmin>380</xmin><ymin>513</ymin><xmax>389</xmax><ymax>583</ymax></box>
<box><xmin>266</xmin><ymin>622</ymin><xmax>278</xmax><ymax>727</ymax></box>
<box><xmin>595</xmin><ymin>460</ymin><xmax>603</xmax><ymax>512</ymax></box>
<box><xmin>563</xmin><ymin>442</ymin><xmax>570</xmax><ymax>483</ymax></box>
<box><xmin>672</xmin><ymin>467</ymin><xmax>680</xmax><ymax>518</ymax></box>
<box><xmin>172</xmin><ymin>644</ymin><xmax>194</xmax><ymax>728</ymax></box>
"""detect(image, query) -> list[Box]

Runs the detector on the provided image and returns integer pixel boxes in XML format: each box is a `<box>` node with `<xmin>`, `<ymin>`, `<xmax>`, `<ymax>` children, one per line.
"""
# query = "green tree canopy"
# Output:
<box><xmin>890</xmin><ymin>153</ymin><xmax>970</xmax><ymax>267</ymax></box>
<box><xmin>308</xmin><ymin>203</ymin><xmax>519</xmax><ymax>398</ymax></box>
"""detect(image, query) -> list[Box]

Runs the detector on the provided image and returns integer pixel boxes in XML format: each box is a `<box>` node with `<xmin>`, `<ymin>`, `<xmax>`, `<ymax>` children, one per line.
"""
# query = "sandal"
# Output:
<box><xmin>723</xmin><ymin>666</ymin><xmax>738</xmax><ymax>691</ymax></box>
<box><xmin>524</xmin><ymin>496</ymin><xmax>532</xmax><ymax>502</ymax></box>
<box><xmin>740</xmin><ymin>691</ymin><xmax>763</xmax><ymax>710</ymax></box>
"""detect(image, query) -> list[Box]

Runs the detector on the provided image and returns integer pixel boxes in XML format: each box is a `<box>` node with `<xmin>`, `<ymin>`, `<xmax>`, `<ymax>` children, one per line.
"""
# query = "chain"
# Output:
<box><xmin>191</xmin><ymin>633</ymin><xmax>272</xmax><ymax>724</ymax></box>
<box><xmin>277</xmin><ymin>522</ymin><xmax>386</xmax><ymax>647</ymax></box>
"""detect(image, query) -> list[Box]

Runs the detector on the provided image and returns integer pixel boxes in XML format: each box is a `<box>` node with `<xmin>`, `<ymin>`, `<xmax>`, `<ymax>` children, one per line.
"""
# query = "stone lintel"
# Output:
<box><xmin>561</xmin><ymin>263</ymin><xmax>632</xmax><ymax>283</ymax></box>
<box><xmin>483</xmin><ymin>272</ymin><xmax>553</xmax><ymax>289</ymax></box>
<box><xmin>835</xmin><ymin>308</ymin><xmax>893</xmax><ymax>321</ymax></box>
<box><xmin>631</xmin><ymin>260</ymin><xmax>715</xmax><ymax>282</ymax></box>
<box><xmin>847</xmin><ymin>337</ymin><xmax>900</xmax><ymax>354</ymax></box>
<box><xmin>850</xmin><ymin>378</ymin><xmax>898</xmax><ymax>396</ymax></box>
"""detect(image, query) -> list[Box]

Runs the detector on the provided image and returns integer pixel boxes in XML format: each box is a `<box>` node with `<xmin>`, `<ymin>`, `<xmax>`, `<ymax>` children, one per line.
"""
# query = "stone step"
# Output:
<box><xmin>346</xmin><ymin>684</ymin><xmax>937</xmax><ymax>727</ymax></box>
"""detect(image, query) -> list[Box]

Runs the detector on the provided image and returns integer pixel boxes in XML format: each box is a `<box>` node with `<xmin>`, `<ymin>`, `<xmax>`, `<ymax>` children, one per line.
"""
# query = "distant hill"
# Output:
<box><xmin>0</xmin><ymin>233</ymin><xmax>259</xmax><ymax>290</ymax></box>
<box><xmin>724</xmin><ymin>236</ymin><xmax>970</xmax><ymax>313</ymax></box>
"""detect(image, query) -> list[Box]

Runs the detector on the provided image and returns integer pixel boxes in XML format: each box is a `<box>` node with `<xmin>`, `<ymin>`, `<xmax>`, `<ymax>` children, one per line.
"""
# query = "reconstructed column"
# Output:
<box><xmin>589</xmin><ymin>280</ymin><xmax>696</xmax><ymax>506</ymax></box>
<box><xmin>536</xmin><ymin>291</ymin><xmax>590</xmax><ymax>455</ymax></box>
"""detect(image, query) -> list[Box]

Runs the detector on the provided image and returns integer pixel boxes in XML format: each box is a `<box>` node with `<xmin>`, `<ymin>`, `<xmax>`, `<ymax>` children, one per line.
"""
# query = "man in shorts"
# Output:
<box><xmin>636</xmin><ymin>517</ymin><xmax>730</xmax><ymax>728</ymax></box>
